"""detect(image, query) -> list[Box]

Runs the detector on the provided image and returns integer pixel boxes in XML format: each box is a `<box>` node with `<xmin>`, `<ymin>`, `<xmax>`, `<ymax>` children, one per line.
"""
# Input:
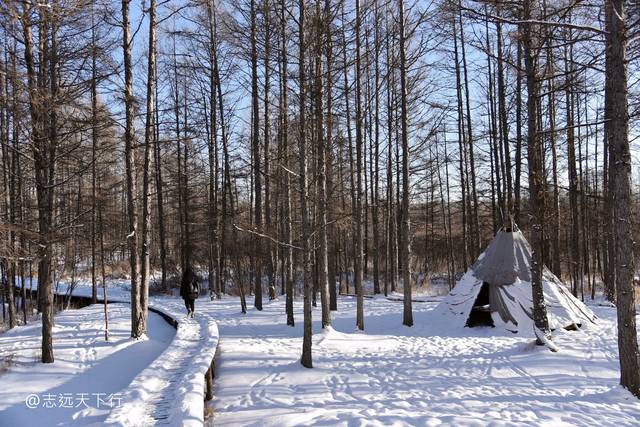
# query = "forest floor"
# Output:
<box><xmin>0</xmin><ymin>302</ymin><xmax>175</xmax><ymax>426</ymax></box>
<box><xmin>210</xmin><ymin>295</ymin><xmax>640</xmax><ymax>426</ymax></box>
<box><xmin>1</xmin><ymin>279</ymin><xmax>639</xmax><ymax>426</ymax></box>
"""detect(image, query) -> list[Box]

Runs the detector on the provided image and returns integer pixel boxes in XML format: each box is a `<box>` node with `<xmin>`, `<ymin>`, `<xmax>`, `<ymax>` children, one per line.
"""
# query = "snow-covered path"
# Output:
<box><xmin>105</xmin><ymin>297</ymin><xmax>219</xmax><ymax>426</ymax></box>
<box><xmin>2</xmin><ymin>280</ymin><xmax>220</xmax><ymax>426</ymax></box>
<box><xmin>210</xmin><ymin>296</ymin><xmax>640</xmax><ymax>426</ymax></box>
<box><xmin>0</xmin><ymin>303</ymin><xmax>175</xmax><ymax>427</ymax></box>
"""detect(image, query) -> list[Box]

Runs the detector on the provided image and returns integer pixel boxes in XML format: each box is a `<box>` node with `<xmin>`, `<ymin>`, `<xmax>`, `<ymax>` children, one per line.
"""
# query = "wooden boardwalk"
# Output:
<box><xmin>103</xmin><ymin>299</ymin><xmax>218</xmax><ymax>426</ymax></box>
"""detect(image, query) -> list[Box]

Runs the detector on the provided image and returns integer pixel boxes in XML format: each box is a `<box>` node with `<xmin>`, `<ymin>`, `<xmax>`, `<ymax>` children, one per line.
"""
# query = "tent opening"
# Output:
<box><xmin>465</xmin><ymin>282</ymin><xmax>495</xmax><ymax>327</ymax></box>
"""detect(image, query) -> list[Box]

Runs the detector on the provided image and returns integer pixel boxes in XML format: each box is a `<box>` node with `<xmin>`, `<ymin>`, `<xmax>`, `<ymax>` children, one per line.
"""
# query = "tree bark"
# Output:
<box><xmin>514</xmin><ymin>40</ymin><xmax>523</xmax><ymax>225</ymax></box>
<box><xmin>122</xmin><ymin>0</ymin><xmax>143</xmax><ymax>338</ymax></box>
<box><xmin>153</xmin><ymin>57</ymin><xmax>167</xmax><ymax>291</ymax></box>
<box><xmin>140</xmin><ymin>0</ymin><xmax>157</xmax><ymax>334</ymax></box>
<box><xmin>522</xmin><ymin>0</ymin><xmax>550</xmax><ymax>342</ymax></box>
<box><xmin>457</xmin><ymin>3</ymin><xmax>479</xmax><ymax>256</ymax></box>
<box><xmin>23</xmin><ymin>5</ymin><xmax>55</xmax><ymax>361</ymax></box>
<box><xmin>606</xmin><ymin>0</ymin><xmax>640</xmax><ymax>398</ymax></box>
<box><xmin>355</xmin><ymin>0</ymin><xmax>365</xmax><ymax>331</ymax></box>
<box><xmin>452</xmin><ymin>15</ymin><xmax>468</xmax><ymax>269</ymax></box>
<box><xmin>325</xmin><ymin>0</ymin><xmax>337</xmax><ymax>312</ymax></box>
<box><xmin>399</xmin><ymin>0</ymin><xmax>412</xmax><ymax>327</ymax></box>
<box><xmin>372</xmin><ymin>0</ymin><xmax>381</xmax><ymax>295</ymax></box>
<box><xmin>299</xmin><ymin>0</ymin><xmax>313</xmax><ymax>368</ymax></box>
<box><xmin>90</xmin><ymin>7</ymin><xmax>98</xmax><ymax>305</ymax></box>
<box><xmin>543</xmin><ymin>5</ymin><xmax>561</xmax><ymax>278</ymax></box>
<box><xmin>316</xmin><ymin>0</ymin><xmax>330</xmax><ymax>328</ymax></box>
<box><xmin>564</xmin><ymin>29</ymin><xmax>580</xmax><ymax>298</ymax></box>
<box><xmin>280</xmin><ymin>0</ymin><xmax>294</xmax><ymax>326</ymax></box>
<box><xmin>495</xmin><ymin>10</ymin><xmax>512</xmax><ymax>223</ymax></box>
<box><xmin>251</xmin><ymin>0</ymin><xmax>263</xmax><ymax>311</ymax></box>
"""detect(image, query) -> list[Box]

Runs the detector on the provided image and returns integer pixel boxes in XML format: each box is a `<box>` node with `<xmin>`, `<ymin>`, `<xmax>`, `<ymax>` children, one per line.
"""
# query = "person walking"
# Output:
<box><xmin>180</xmin><ymin>266</ymin><xmax>199</xmax><ymax>318</ymax></box>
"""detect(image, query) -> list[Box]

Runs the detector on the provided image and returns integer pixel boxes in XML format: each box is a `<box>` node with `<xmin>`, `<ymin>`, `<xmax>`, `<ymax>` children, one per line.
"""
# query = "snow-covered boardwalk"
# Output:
<box><xmin>1</xmin><ymin>281</ymin><xmax>219</xmax><ymax>426</ymax></box>
<box><xmin>105</xmin><ymin>297</ymin><xmax>219</xmax><ymax>426</ymax></box>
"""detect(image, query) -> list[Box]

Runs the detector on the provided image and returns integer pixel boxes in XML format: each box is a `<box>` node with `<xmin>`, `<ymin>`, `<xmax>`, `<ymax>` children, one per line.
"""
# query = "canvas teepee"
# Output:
<box><xmin>434</xmin><ymin>228</ymin><xmax>596</xmax><ymax>333</ymax></box>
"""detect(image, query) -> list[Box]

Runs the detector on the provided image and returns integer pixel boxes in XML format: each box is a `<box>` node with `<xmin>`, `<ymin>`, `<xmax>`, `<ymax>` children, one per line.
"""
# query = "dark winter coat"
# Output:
<box><xmin>180</xmin><ymin>267</ymin><xmax>200</xmax><ymax>300</ymax></box>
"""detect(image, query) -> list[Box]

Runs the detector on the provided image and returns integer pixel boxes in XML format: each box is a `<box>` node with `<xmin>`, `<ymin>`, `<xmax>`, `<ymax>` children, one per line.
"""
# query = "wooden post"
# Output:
<box><xmin>204</xmin><ymin>365</ymin><xmax>213</xmax><ymax>401</ymax></box>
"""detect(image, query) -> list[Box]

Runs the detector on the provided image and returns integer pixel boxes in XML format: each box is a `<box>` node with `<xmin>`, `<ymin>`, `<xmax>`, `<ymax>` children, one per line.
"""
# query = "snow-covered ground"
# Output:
<box><xmin>0</xmin><ymin>303</ymin><xmax>175</xmax><ymax>426</ymax></box>
<box><xmin>105</xmin><ymin>296</ymin><xmax>219</xmax><ymax>426</ymax></box>
<box><xmin>2</xmin><ymin>277</ymin><xmax>639</xmax><ymax>426</ymax></box>
<box><xmin>1</xmin><ymin>278</ymin><xmax>219</xmax><ymax>427</ymax></box>
<box><xmin>210</xmin><ymin>295</ymin><xmax>640</xmax><ymax>426</ymax></box>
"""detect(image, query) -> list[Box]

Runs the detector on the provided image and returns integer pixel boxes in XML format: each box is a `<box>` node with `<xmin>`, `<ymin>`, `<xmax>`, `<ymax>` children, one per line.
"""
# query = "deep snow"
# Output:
<box><xmin>2</xmin><ymin>278</ymin><xmax>219</xmax><ymax>427</ymax></box>
<box><xmin>2</xmin><ymin>277</ymin><xmax>639</xmax><ymax>427</ymax></box>
<box><xmin>0</xmin><ymin>303</ymin><xmax>175</xmax><ymax>426</ymax></box>
<box><xmin>104</xmin><ymin>296</ymin><xmax>219</xmax><ymax>427</ymax></box>
<box><xmin>209</xmin><ymin>295</ymin><xmax>640</xmax><ymax>426</ymax></box>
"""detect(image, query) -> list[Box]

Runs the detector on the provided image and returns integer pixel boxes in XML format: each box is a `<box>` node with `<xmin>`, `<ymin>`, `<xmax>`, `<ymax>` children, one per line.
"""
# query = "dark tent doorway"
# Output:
<box><xmin>465</xmin><ymin>282</ymin><xmax>495</xmax><ymax>327</ymax></box>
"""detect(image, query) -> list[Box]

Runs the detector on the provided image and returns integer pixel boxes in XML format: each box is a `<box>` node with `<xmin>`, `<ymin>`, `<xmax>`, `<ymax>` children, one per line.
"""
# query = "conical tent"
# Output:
<box><xmin>434</xmin><ymin>229</ymin><xmax>596</xmax><ymax>333</ymax></box>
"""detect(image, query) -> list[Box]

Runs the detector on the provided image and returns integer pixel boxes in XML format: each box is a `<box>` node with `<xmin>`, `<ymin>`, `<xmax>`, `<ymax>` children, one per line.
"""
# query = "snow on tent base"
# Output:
<box><xmin>434</xmin><ymin>229</ymin><xmax>596</xmax><ymax>334</ymax></box>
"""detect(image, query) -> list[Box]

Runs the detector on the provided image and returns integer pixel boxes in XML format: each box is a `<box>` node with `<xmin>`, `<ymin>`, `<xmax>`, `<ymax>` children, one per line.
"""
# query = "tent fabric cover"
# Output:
<box><xmin>472</xmin><ymin>230</ymin><xmax>532</xmax><ymax>285</ymax></box>
<box><xmin>434</xmin><ymin>230</ymin><xmax>596</xmax><ymax>334</ymax></box>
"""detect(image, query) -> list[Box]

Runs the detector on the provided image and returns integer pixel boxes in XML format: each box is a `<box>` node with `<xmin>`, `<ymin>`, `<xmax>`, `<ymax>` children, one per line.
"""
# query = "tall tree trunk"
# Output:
<box><xmin>443</xmin><ymin>130</ymin><xmax>455</xmax><ymax>289</ymax></box>
<box><xmin>99</xmin><ymin>204</ymin><xmax>109</xmax><ymax>341</ymax></box>
<box><xmin>495</xmin><ymin>11</ymin><xmax>512</xmax><ymax>224</ymax></box>
<box><xmin>458</xmin><ymin>3</ymin><xmax>479</xmax><ymax>255</ymax></box>
<box><xmin>606</xmin><ymin>0</ymin><xmax>640</xmax><ymax>398</ymax></box>
<box><xmin>206</xmin><ymin>0</ymin><xmax>220</xmax><ymax>300</ymax></box>
<box><xmin>172</xmin><ymin>35</ymin><xmax>184</xmax><ymax>272</ymax></box>
<box><xmin>251</xmin><ymin>0</ymin><xmax>263</xmax><ymax>311</ymax></box>
<box><xmin>340</xmin><ymin>1</ymin><xmax>356</xmax><ymax>294</ymax></box>
<box><xmin>299</xmin><ymin>0</ymin><xmax>313</xmax><ymax>368</ymax></box>
<box><xmin>564</xmin><ymin>28</ymin><xmax>580</xmax><ymax>297</ymax></box>
<box><xmin>23</xmin><ymin>5</ymin><xmax>55</xmax><ymax>361</ymax></box>
<box><xmin>354</xmin><ymin>0</ymin><xmax>365</xmax><ymax>331</ymax></box>
<box><xmin>522</xmin><ymin>0</ymin><xmax>550</xmax><ymax>343</ymax></box>
<box><xmin>0</xmin><ymin>47</ymin><xmax>15</xmax><ymax>330</ymax></box>
<box><xmin>280</xmin><ymin>0</ymin><xmax>294</xmax><ymax>326</ymax></box>
<box><xmin>90</xmin><ymin>8</ymin><xmax>98</xmax><ymax>305</ymax></box>
<box><xmin>399</xmin><ymin>0</ymin><xmax>412</xmax><ymax>327</ymax></box>
<box><xmin>212</xmin><ymin>7</ymin><xmax>228</xmax><ymax>298</ymax></box>
<box><xmin>385</xmin><ymin>17</ymin><xmax>397</xmax><ymax>296</ymax></box>
<box><xmin>140</xmin><ymin>0</ymin><xmax>157</xmax><ymax>334</ymax></box>
<box><xmin>316</xmin><ymin>0</ymin><xmax>330</xmax><ymax>328</ymax></box>
<box><xmin>543</xmin><ymin>0</ymin><xmax>561</xmax><ymax>277</ymax></box>
<box><xmin>452</xmin><ymin>15</ymin><xmax>468</xmax><ymax>269</ymax></box>
<box><xmin>514</xmin><ymin>40</ymin><xmax>523</xmax><ymax>224</ymax></box>
<box><xmin>372</xmin><ymin>0</ymin><xmax>381</xmax><ymax>295</ymax></box>
<box><xmin>264</xmin><ymin>0</ymin><xmax>276</xmax><ymax>302</ymax></box>
<box><xmin>484</xmin><ymin>16</ymin><xmax>501</xmax><ymax>231</ymax></box>
<box><xmin>122</xmin><ymin>0</ymin><xmax>142</xmax><ymax>338</ymax></box>
<box><xmin>182</xmin><ymin>79</ymin><xmax>191</xmax><ymax>269</ymax></box>
<box><xmin>153</xmin><ymin>59</ymin><xmax>167</xmax><ymax>291</ymax></box>
<box><xmin>325</xmin><ymin>0</ymin><xmax>337</xmax><ymax>312</ymax></box>
<box><xmin>603</xmin><ymin>35</ymin><xmax>616</xmax><ymax>302</ymax></box>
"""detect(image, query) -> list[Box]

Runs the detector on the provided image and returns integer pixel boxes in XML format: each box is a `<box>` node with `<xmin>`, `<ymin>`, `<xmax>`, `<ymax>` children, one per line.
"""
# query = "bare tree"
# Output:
<box><xmin>398</xmin><ymin>0</ymin><xmax>413</xmax><ymax>327</ymax></box>
<box><xmin>299</xmin><ymin>0</ymin><xmax>313</xmax><ymax>368</ymax></box>
<box><xmin>315</xmin><ymin>0</ymin><xmax>330</xmax><ymax>328</ymax></box>
<box><xmin>251</xmin><ymin>0</ymin><xmax>263</xmax><ymax>311</ymax></box>
<box><xmin>122</xmin><ymin>0</ymin><xmax>143</xmax><ymax>338</ymax></box>
<box><xmin>354</xmin><ymin>0</ymin><xmax>365</xmax><ymax>331</ymax></box>
<box><xmin>606</xmin><ymin>0</ymin><xmax>640</xmax><ymax>398</ymax></box>
<box><xmin>522</xmin><ymin>0</ymin><xmax>551</xmax><ymax>345</ymax></box>
<box><xmin>140</xmin><ymin>0</ymin><xmax>157</xmax><ymax>334</ymax></box>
